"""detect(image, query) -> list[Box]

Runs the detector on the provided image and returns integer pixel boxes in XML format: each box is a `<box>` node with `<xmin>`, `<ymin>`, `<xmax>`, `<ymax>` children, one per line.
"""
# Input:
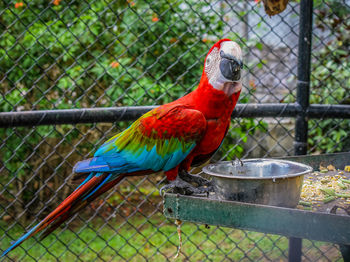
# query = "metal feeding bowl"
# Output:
<box><xmin>203</xmin><ymin>159</ymin><xmax>313</xmax><ymax>208</ymax></box>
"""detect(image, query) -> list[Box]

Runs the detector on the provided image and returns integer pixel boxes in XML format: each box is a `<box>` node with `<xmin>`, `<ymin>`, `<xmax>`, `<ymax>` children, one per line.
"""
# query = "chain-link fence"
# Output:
<box><xmin>0</xmin><ymin>0</ymin><xmax>349</xmax><ymax>261</ymax></box>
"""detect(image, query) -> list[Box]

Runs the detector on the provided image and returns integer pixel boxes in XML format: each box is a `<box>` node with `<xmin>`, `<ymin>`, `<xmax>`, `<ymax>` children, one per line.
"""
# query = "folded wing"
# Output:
<box><xmin>74</xmin><ymin>104</ymin><xmax>207</xmax><ymax>175</ymax></box>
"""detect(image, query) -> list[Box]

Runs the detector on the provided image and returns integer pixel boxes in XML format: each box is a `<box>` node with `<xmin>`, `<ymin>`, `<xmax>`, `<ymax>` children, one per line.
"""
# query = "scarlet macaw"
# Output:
<box><xmin>2</xmin><ymin>38</ymin><xmax>243</xmax><ymax>256</ymax></box>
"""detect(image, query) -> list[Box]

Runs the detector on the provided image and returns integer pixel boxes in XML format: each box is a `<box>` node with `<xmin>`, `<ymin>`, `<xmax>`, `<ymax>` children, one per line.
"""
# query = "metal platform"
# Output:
<box><xmin>163</xmin><ymin>152</ymin><xmax>350</xmax><ymax>261</ymax></box>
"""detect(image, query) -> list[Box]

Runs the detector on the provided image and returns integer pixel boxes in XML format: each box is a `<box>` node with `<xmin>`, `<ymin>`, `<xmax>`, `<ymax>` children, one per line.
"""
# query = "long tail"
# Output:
<box><xmin>1</xmin><ymin>172</ymin><xmax>126</xmax><ymax>257</ymax></box>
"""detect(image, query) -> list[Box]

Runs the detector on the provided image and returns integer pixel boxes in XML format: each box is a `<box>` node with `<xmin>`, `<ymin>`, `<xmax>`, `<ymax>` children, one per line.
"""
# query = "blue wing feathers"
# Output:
<box><xmin>74</xmin><ymin>142</ymin><xmax>195</xmax><ymax>174</ymax></box>
<box><xmin>73</xmin><ymin>159</ymin><xmax>110</xmax><ymax>173</ymax></box>
<box><xmin>75</xmin><ymin>107</ymin><xmax>205</xmax><ymax>175</ymax></box>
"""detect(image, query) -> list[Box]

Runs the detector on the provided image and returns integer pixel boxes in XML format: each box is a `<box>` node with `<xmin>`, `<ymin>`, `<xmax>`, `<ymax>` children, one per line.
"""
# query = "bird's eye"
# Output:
<box><xmin>206</xmin><ymin>57</ymin><xmax>211</xmax><ymax>65</ymax></box>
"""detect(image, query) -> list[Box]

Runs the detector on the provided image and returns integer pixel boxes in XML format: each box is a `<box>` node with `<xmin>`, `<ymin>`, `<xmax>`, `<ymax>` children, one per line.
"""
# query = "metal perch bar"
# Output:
<box><xmin>1</xmin><ymin>104</ymin><xmax>350</xmax><ymax>128</ymax></box>
<box><xmin>163</xmin><ymin>194</ymin><xmax>350</xmax><ymax>245</ymax></box>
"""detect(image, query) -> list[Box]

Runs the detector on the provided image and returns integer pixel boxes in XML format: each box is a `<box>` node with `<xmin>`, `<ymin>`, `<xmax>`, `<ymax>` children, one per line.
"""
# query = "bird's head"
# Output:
<box><xmin>203</xmin><ymin>39</ymin><xmax>243</xmax><ymax>96</ymax></box>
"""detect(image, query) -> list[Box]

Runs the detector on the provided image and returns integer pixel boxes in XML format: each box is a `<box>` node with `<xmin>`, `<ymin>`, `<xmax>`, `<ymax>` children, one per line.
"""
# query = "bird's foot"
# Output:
<box><xmin>160</xmin><ymin>176</ymin><xmax>212</xmax><ymax>196</ymax></box>
<box><xmin>178</xmin><ymin>170</ymin><xmax>212</xmax><ymax>187</ymax></box>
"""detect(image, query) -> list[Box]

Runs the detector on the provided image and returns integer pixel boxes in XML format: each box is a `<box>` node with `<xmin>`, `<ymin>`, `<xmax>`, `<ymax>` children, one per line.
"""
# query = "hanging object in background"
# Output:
<box><xmin>262</xmin><ymin>0</ymin><xmax>289</xmax><ymax>16</ymax></box>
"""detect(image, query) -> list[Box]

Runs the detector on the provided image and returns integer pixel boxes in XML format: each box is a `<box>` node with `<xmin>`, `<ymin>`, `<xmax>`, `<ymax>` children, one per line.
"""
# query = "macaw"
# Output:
<box><xmin>2</xmin><ymin>38</ymin><xmax>243</xmax><ymax>256</ymax></box>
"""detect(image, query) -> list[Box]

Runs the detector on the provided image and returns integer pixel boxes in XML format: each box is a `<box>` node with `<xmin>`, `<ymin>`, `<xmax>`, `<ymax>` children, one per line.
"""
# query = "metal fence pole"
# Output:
<box><xmin>294</xmin><ymin>0</ymin><xmax>313</xmax><ymax>156</ymax></box>
<box><xmin>290</xmin><ymin>0</ymin><xmax>314</xmax><ymax>261</ymax></box>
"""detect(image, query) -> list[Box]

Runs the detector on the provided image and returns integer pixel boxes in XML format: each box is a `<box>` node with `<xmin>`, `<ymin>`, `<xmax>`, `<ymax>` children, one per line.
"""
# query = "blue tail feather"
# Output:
<box><xmin>83</xmin><ymin>173</ymin><xmax>113</xmax><ymax>200</ymax></box>
<box><xmin>1</xmin><ymin>172</ymin><xmax>108</xmax><ymax>258</ymax></box>
<box><xmin>74</xmin><ymin>172</ymin><xmax>94</xmax><ymax>192</ymax></box>
<box><xmin>1</xmin><ymin>224</ymin><xmax>40</xmax><ymax>257</ymax></box>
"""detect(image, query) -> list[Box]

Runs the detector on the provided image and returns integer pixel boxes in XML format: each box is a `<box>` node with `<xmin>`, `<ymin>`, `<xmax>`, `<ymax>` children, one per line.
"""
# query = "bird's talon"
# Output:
<box><xmin>178</xmin><ymin>170</ymin><xmax>212</xmax><ymax>187</ymax></box>
<box><xmin>160</xmin><ymin>176</ymin><xmax>213</xmax><ymax>196</ymax></box>
<box><xmin>159</xmin><ymin>184</ymin><xmax>173</xmax><ymax>196</ymax></box>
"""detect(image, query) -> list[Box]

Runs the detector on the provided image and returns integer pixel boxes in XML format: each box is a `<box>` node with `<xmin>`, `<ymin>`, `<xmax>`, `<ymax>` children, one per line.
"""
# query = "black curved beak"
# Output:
<box><xmin>219</xmin><ymin>50</ymin><xmax>243</xmax><ymax>81</ymax></box>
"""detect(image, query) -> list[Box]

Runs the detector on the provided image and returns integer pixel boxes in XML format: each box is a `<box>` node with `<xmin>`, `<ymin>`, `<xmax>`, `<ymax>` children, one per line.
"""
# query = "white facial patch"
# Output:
<box><xmin>204</xmin><ymin>47</ymin><xmax>220</xmax><ymax>81</ymax></box>
<box><xmin>220</xmin><ymin>41</ymin><xmax>242</xmax><ymax>61</ymax></box>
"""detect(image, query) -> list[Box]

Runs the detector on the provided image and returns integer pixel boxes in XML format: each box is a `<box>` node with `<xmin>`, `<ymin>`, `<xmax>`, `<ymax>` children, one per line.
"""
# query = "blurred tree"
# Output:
<box><xmin>0</xmin><ymin>0</ymin><xmax>260</xmax><ymax>220</ymax></box>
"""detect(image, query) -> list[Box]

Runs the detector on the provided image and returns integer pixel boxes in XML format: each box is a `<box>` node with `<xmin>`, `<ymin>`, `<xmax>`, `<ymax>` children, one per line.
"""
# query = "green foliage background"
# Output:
<box><xmin>308</xmin><ymin>0</ymin><xmax>350</xmax><ymax>153</ymax></box>
<box><xmin>0</xmin><ymin>0</ymin><xmax>263</xmax><ymax>220</ymax></box>
<box><xmin>0</xmin><ymin>1</ymin><xmax>348</xmax><ymax>261</ymax></box>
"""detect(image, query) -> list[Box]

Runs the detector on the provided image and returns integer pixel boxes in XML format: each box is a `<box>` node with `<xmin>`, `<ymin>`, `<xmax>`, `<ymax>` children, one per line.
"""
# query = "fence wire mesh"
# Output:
<box><xmin>0</xmin><ymin>0</ymin><xmax>349</xmax><ymax>261</ymax></box>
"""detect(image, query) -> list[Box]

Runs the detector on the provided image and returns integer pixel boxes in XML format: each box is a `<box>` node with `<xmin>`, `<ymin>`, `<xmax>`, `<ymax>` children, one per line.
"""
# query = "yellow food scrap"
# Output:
<box><xmin>319</xmin><ymin>165</ymin><xmax>328</xmax><ymax>172</ymax></box>
<box><xmin>300</xmin><ymin>171</ymin><xmax>350</xmax><ymax>207</ymax></box>
<box><xmin>344</xmin><ymin>166</ymin><xmax>350</xmax><ymax>172</ymax></box>
<box><xmin>320</xmin><ymin>178</ymin><xmax>330</xmax><ymax>184</ymax></box>
<box><xmin>327</xmin><ymin>165</ymin><xmax>336</xmax><ymax>171</ymax></box>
